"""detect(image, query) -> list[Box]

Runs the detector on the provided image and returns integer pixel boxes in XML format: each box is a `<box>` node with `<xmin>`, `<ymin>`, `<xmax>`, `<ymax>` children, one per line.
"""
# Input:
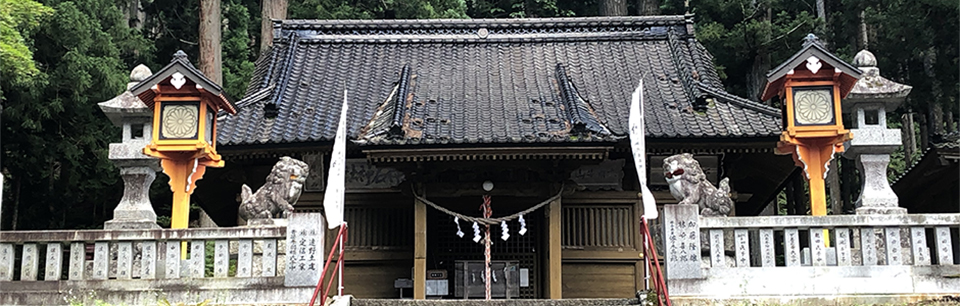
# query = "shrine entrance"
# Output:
<box><xmin>425</xmin><ymin>196</ymin><xmax>545</xmax><ymax>299</ymax></box>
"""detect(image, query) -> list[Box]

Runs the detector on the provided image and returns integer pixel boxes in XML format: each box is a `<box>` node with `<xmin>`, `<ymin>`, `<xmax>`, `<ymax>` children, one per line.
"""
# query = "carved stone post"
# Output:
<box><xmin>842</xmin><ymin>50</ymin><xmax>911</xmax><ymax>215</ymax></box>
<box><xmin>100</xmin><ymin>65</ymin><xmax>161</xmax><ymax>229</ymax></box>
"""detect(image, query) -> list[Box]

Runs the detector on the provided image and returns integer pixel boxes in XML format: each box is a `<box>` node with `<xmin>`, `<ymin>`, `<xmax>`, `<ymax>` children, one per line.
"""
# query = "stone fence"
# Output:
<box><xmin>663</xmin><ymin>204</ymin><xmax>960</xmax><ymax>305</ymax></box>
<box><xmin>0</xmin><ymin>214</ymin><xmax>326</xmax><ymax>306</ymax></box>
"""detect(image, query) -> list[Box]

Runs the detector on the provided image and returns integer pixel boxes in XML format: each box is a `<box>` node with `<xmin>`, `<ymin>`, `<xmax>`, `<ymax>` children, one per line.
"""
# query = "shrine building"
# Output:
<box><xmin>205</xmin><ymin>15</ymin><xmax>794</xmax><ymax>299</ymax></box>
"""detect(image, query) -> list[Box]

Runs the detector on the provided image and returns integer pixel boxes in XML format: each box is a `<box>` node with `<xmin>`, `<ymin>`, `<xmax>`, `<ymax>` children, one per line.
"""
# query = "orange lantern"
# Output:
<box><xmin>761</xmin><ymin>35</ymin><xmax>861</xmax><ymax>216</ymax></box>
<box><xmin>129</xmin><ymin>51</ymin><xmax>237</xmax><ymax>230</ymax></box>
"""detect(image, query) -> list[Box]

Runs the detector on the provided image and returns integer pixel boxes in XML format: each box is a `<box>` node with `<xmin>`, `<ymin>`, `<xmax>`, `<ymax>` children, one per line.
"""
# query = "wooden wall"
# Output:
<box><xmin>559</xmin><ymin>191</ymin><xmax>646</xmax><ymax>298</ymax></box>
<box><xmin>561</xmin><ymin>263</ymin><xmax>639</xmax><ymax>298</ymax></box>
<box><xmin>308</xmin><ymin>193</ymin><xmax>414</xmax><ymax>299</ymax></box>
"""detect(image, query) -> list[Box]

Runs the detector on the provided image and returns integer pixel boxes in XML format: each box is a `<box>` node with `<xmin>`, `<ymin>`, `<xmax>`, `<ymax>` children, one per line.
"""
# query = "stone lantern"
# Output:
<box><xmin>99</xmin><ymin>65</ymin><xmax>162</xmax><ymax>229</ymax></box>
<box><xmin>842</xmin><ymin>50</ymin><xmax>912</xmax><ymax>215</ymax></box>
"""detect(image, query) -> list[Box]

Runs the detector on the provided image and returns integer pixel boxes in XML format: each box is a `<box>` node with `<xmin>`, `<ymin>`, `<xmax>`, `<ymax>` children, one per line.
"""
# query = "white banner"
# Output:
<box><xmin>323</xmin><ymin>89</ymin><xmax>348</xmax><ymax>229</ymax></box>
<box><xmin>629</xmin><ymin>79</ymin><xmax>657</xmax><ymax>219</ymax></box>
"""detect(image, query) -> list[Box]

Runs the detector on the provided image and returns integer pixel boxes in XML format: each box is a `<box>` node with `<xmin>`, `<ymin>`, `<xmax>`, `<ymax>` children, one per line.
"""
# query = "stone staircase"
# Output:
<box><xmin>352</xmin><ymin>299</ymin><xmax>641</xmax><ymax>306</ymax></box>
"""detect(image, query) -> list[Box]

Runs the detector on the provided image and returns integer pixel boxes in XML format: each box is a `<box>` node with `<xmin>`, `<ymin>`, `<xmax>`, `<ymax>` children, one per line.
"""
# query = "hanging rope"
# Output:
<box><xmin>412</xmin><ymin>186</ymin><xmax>563</xmax><ymax>226</ymax></box>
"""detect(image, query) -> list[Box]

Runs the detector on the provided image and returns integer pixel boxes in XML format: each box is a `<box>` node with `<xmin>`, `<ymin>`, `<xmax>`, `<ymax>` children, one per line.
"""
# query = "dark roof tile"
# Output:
<box><xmin>219</xmin><ymin>16</ymin><xmax>782</xmax><ymax>146</ymax></box>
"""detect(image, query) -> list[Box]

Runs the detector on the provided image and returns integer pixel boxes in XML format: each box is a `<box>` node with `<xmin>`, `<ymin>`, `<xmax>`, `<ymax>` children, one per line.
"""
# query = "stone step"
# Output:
<box><xmin>352</xmin><ymin>299</ymin><xmax>639</xmax><ymax>306</ymax></box>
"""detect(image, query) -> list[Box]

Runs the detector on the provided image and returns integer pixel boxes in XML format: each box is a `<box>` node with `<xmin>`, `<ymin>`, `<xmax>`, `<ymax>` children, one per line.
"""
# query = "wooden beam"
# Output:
<box><xmin>546</xmin><ymin>198</ymin><xmax>562</xmax><ymax>299</ymax></box>
<box><xmin>413</xmin><ymin>196</ymin><xmax>427</xmax><ymax>299</ymax></box>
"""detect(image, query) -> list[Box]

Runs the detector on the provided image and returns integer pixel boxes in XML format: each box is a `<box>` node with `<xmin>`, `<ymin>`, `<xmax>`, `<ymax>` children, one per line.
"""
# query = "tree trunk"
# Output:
<box><xmin>748</xmin><ymin>6</ymin><xmax>772</xmax><ymax>102</ymax></box>
<box><xmin>828</xmin><ymin>158</ymin><xmax>841</xmax><ymax>215</ymax></box>
<box><xmin>930</xmin><ymin>103</ymin><xmax>944</xmax><ymax>136</ymax></box>
<box><xmin>785</xmin><ymin>182</ymin><xmax>796</xmax><ymax>215</ymax></box>
<box><xmin>902</xmin><ymin>112</ymin><xmax>916</xmax><ymax>163</ymax></box>
<box><xmin>947</xmin><ymin>111</ymin><xmax>956</xmax><ymax>133</ymax></box>
<box><xmin>11</xmin><ymin>178</ymin><xmax>20</xmax><ymax>230</ymax></box>
<box><xmin>840</xmin><ymin>157</ymin><xmax>854</xmax><ymax>213</ymax></box>
<box><xmin>599</xmin><ymin>0</ymin><xmax>628</xmax><ymax>16</ymax></box>
<box><xmin>792</xmin><ymin>176</ymin><xmax>807</xmax><ymax>215</ymax></box>
<box><xmin>923</xmin><ymin>47</ymin><xmax>944</xmax><ymax>138</ymax></box>
<box><xmin>200</xmin><ymin>0</ymin><xmax>223</xmax><ymax>85</ymax></box>
<box><xmin>919</xmin><ymin>113</ymin><xmax>929</xmax><ymax>150</ymax></box>
<box><xmin>816</xmin><ymin>0</ymin><xmax>827</xmax><ymax>23</ymax></box>
<box><xmin>260</xmin><ymin>0</ymin><xmax>288</xmax><ymax>54</ymax></box>
<box><xmin>858</xmin><ymin>10</ymin><xmax>868</xmax><ymax>49</ymax></box>
<box><xmin>122</xmin><ymin>0</ymin><xmax>146</xmax><ymax>30</ymax></box>
<box><xmin>636</xmin><ymin>0</ymin><xmax>661</xmax><ymax>15</ymax></box>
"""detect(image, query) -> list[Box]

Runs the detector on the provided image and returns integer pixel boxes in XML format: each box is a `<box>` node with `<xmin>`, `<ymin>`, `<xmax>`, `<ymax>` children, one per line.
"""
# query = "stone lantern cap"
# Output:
<box><xmin>842</xmin><ymin>50</ymin><xmax>912</xmax><ymax>112</ymax></box>
<box><xmin>98</xmin><ymin>64</ymin><xmax>154</xmax><ymax>127</ymax></box>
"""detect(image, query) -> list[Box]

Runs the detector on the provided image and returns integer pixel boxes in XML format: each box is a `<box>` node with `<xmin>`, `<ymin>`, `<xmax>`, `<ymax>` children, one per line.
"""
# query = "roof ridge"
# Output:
<box><xmin>280</xmin><ymin>16</ymin><xmax>689</xmax><ymax>29</ymax></box>
<box><xmin>695</xmin><ymin>82</ymin><xmax>781</xmax><ymax>117</ymax></box>
<box><xmin>665</xmin><ymin>27</ymin><xmax>706</xmax><ymax>110</ymax></box>
<box><xmin>555</xmin><ymin>63</ymin><xmax>611</xmax><ymax>136</ymax></box>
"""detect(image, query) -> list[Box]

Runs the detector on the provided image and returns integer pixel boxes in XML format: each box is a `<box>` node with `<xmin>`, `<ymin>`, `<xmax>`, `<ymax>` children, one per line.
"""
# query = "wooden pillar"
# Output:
<box><xmin>414</xmin><ymin>196</ymin><xmax>427</xmax><ymax>299</ymax></box>
<box><xmin>633</xmin><ymin>197</ymin><xmax>646</xmax><ymax>291</ymax></box>
<box><xmin>545</xmin><ymin>198</ymin><xmax>562</xmax><ymax>299</ymax></box>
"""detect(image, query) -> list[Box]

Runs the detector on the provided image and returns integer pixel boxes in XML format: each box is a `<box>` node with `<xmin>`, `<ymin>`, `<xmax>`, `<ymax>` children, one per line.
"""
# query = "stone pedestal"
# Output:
<box><xmin>853</xmin><ymin>154</ymin><xmax>906</xmax><ymax>215</ymax></box>
<box><xmin>105</xmin><ymin>165</ymin><xmax>161</xmax><ymax>229</ymax></box>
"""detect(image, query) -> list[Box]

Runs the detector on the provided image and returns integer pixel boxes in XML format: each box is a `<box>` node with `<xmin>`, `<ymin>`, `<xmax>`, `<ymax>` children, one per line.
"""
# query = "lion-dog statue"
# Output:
<box><xmin>663</xmin><ymin>153</ymin><xmax>733</xmax><ymax>217</ymax></box>
<box><xmin>238</xmin><ymin>156</ymin><xmax>309</xmax><ymax>222</ymax></box>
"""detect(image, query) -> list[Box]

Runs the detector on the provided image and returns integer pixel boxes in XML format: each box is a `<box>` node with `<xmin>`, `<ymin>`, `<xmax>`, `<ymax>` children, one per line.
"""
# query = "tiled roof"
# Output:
<box><xmin>218</xmin><ymin>16</ymin><xmax>782</xmax><ymax>146</ymax></box>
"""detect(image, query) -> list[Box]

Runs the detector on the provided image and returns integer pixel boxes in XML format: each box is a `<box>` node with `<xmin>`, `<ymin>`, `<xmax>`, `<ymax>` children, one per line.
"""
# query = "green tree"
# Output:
<box><xmin>1</xmin><ymin>0</ymin><xmax>152</xmax><ymax>229</ymax></box>
<box><xmin>0</xmin><ymin>0</ymin><xmax>53</xmax><ymax>89</ymax></box>
<box><xmin>289</xmin><ymin>0</ymin><xmax>468</xmax><ymax>19</ymax></box>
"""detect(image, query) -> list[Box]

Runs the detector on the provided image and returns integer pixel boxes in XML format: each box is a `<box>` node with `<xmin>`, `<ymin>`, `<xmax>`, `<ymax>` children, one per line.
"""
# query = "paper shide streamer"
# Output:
<box><xmin>518</xmin><ymin>214</ymin><xmax>527</xmax><ymax>235</ymax></box>
<box><xmin>500</xmin><ymin>221</ymin><xmax>510</xmax><ymax>241</ymax></box>
<box><xmin>472</xmin><ymin>222</ymin><xmax>481</xmax><ymax>243</ymax></box>
<box><xmin>455</xmin><ymin>217</ymin><xmax>464</xmax><ymax>238</ymax></box>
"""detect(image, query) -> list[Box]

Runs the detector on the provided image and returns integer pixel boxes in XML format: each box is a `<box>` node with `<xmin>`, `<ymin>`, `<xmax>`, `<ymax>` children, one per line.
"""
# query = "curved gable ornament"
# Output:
<box><xmin>805</xmin><ymin>56</ymin><xmax>822</xmax><ymax>75</ymax></box>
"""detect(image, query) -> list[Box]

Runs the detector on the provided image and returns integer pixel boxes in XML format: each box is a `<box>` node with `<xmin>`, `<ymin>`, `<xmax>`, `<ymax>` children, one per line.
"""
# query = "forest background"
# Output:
<box><xmin>1</xmin><ymin>0</ymin><xmax>957</xmax><ymax>230</ymax></box>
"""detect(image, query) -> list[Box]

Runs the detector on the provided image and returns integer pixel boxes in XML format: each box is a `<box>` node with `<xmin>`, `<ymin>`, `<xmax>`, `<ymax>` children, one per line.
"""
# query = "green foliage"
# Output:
<box><xmin>1</xmin><ymin>0</ymin><xmax>153</xmax><ymax>230</ymax></box>
<box><xmin>0</xmin><ymin>0</ymin><xmax>52</xmax><ymax>88</ymax></box>
<box><xmin>467</xmin><ymin>0</ymin><xmax>579</xmax><ymax>18</ymax></box>
<box><xmin>678</xmin><ymin>0</ymin><xmax>822</xmax><ymax>99</ymax></box>
<box><xmin>289</xmin><ymin>0</ymin><xmax>468</xmax><ymax>19</ymax></box>
<box><xmin>221</xmin><ymin>0</ymin><xmax>255</xmax><ymax>99</ymax></box>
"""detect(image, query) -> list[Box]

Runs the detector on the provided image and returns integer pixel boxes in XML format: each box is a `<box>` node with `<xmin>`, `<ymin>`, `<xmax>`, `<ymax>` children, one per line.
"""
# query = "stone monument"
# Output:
<box><xmin>100</xmin><ymin>65</ymin><xmax>161</xmax><ymax>229</ymax></box>
<box><xmin>842</xmin><ymin>50</ymin><xmax>912</xmax><ymax>215</ymax></box>
<box><xmin>284</xmin><ymin>213</ymin><xmax>325</xmax><ymax>287</ymax></box>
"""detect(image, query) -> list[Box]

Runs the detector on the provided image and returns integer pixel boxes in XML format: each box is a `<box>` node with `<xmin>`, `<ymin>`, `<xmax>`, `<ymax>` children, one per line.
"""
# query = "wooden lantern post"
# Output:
<box><xmin>762</xmin><ymin>35</ymin><xmax>861</xmax><ymax>217</ymax></box>
<box><xmin>129</xmin><ymin>51</ymin><xmax>237</xmax><ymax>233</ymax></box>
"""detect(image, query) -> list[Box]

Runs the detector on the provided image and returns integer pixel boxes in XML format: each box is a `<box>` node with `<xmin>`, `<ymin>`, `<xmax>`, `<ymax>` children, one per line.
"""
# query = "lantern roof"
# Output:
<box><xmin>761</xmin><ymin>34</ymin><xmax>862</xmax><ymax>101</ymax></box>
<box><xmin>129</xmin><ymin>51</ymin><xmax>237</xmax><ymax>114</ymax></box>
<box><xmin>842</xmin><ymin>49</ymin><xmax>912</xmax><ymax>111</ymax></box>
<box><xmin>98</xmin><ymin>65</ymin><xmax>154</xmax><ymax>126</ymax></box>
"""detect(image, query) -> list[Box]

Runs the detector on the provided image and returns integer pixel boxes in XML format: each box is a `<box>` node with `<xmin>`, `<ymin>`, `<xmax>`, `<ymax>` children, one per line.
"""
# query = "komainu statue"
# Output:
<box><xmin>663</xmin><ymin>153</ymin><xmax>733</xmax><ymax>217</ymax></box>
<box><xmin>238</xmin><ymin>156</ymin><xmax>309</xmax><ymax>222</ymax></box>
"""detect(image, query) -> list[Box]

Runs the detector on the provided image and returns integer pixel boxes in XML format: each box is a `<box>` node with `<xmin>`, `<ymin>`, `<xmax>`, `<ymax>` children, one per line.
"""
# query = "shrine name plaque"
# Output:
<box><xmin>284</xmin><ymin>213</ymin><xmax>325</xmax><ymax>287</ymax></box>
<box><xmin>662</xmin><ymin>204</ymin><xmax>703</xmax><ymax>279</ymax></box>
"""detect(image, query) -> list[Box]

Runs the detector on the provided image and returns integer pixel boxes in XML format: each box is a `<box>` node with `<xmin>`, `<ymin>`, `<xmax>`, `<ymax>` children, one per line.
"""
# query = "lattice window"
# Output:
<box><xmin>562</xmin><ymin>205</ymin><xmax>635</xmax><ymax>249</ymax></box>
<box><xmin>344</xmin><ymin>206</ymin><xmax>413</xmax><ymax>249</ymax></box>
<box><xmin>429</xmin><ymin>208</ymin><xmax>541</xmax><ymax>298</ymax></box>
